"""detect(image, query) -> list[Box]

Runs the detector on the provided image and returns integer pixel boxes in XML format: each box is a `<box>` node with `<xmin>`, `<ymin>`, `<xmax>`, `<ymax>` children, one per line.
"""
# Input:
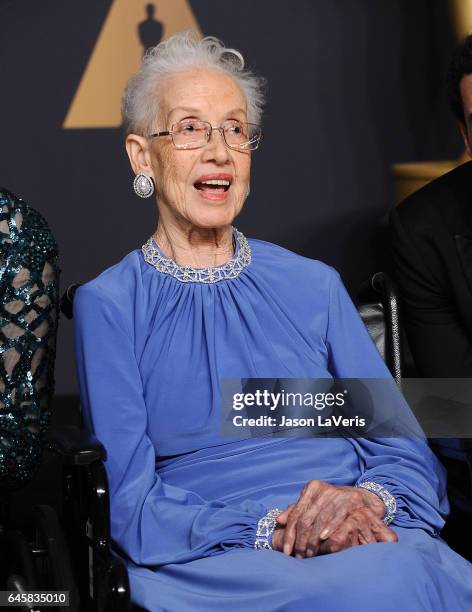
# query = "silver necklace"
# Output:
<box><xmin>141</xmin><ymin>227</ymin><xmax>252</xmax><ymax>284</ymax></box>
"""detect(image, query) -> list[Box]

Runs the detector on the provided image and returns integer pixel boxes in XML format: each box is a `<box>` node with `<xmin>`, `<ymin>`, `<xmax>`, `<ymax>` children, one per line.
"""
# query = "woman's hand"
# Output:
<box><xmin>316</xmin><ymin>507</ymin><xmax>398</xmax><ymax>556</ymax></box>
<box><xmin>276</xmin><ymin>480</ymin><xmax>387</xmax><ymax>558</ymax></box>
<box><xmin>271</xmin><ymin>524</ymin><xmax>286</xmax><ymax>553</ymax></box>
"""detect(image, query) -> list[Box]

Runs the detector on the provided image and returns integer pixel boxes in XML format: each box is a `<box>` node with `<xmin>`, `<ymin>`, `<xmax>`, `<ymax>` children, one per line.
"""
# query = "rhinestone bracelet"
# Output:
<box><xmin>356</xmin><ymin>481</ymin><xmax>397</xmax><ymax>526</ymax></box>
<box><xmin>254</xmin><ymin>508</ymin><xmax>283</xmax><ymax>550</ymax></box>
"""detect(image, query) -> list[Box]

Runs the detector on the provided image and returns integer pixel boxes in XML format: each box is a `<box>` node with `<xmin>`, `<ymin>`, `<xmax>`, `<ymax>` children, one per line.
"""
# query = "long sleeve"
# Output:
<box><xmin>390</xmin><ymin>205</ymin><xmax>472</xmax><ymax>377</ymax></box>
<box><xmin>73</xmin><ymin>283</ymin><xmax>268</xmax><ymax>567</ymax></box>
<box><xmin>325</xmin><ymin>270</ymin><xmax>449</xmax><ymax>536</ymax></box>
<box><xmin>0</xmin><ymin>190</ymin><xmax>59</xmax><ymax>489</ymax></box>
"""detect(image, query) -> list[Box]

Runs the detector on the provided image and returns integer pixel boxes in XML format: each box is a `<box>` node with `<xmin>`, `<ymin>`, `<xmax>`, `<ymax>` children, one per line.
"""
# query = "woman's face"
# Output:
<box><xmin>144</xmin><ymin>68</ymin><xmax>252</xmax><ymax>229</ymax></box>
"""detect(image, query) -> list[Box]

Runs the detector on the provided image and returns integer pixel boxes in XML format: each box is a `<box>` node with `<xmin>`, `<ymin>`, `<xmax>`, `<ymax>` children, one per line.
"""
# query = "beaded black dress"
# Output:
<box><xmin>0</xmin><ymin>188</ymin><xmax>59</xmax><ymax>489</ymax></box>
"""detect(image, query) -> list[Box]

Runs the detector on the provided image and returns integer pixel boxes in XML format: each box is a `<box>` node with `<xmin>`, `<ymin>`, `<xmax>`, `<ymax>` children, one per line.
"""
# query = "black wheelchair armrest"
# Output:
<box><xmin>45</xmin><ymin>426</ymin><xmax>107</xmax><ymax>465</ymax></box>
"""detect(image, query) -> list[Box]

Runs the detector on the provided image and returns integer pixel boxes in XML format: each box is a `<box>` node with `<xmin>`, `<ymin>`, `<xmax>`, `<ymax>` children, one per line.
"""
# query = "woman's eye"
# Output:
<box><xmin>182</xmin><ymin>124</ymin><xmax>195</xmax><ymax>132</ymax></box>
<box><xmin>227</xmin><ymin>124</ymin><xmax>244</xmax><ymax>136</ymax></box>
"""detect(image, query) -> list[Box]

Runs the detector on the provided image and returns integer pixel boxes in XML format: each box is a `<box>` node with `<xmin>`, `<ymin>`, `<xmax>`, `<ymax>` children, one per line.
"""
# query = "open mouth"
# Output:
<box><xmin>194</xmin><ymin>178</ymin><xmax>232</xmax><ymax>194</ymax></box>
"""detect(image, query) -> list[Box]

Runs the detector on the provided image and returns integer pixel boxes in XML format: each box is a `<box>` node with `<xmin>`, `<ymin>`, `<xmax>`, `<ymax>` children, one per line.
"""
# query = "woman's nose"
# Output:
<box><xmin>203</xmin><ymin>127</ymin><xmax>231</xmax><ymax>163</ymax></box>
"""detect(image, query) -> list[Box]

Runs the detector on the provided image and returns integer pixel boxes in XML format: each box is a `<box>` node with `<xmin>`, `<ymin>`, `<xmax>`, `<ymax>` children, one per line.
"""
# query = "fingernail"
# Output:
<box><xmin>283</xmin><ymin>545</ymin><xmax>291</xmax><ymax>555</ymax></box>
<box><xmin>295</xmin><ymin>553</ymin><xmax>303</xmax><ymax>559</ymax></box>
<box><xmin>320</xmin><ymin>529</ymin><xmax>329</xmax><ymax>539</ymax></box>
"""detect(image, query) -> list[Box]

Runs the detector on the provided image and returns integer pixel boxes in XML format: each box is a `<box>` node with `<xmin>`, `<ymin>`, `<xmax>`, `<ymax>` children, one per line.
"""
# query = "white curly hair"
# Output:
<box><xmin>121</xmin><ymin>30</ymin><xmax>266</xmax><ymax>136</ymax></box>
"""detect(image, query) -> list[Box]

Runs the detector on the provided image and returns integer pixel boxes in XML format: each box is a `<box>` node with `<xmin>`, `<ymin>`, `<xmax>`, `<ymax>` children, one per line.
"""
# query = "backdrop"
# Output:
<box><xmin>0</xmin><ymin>0</ymin><xmax>463</xmax><ymax>399</ymax></box>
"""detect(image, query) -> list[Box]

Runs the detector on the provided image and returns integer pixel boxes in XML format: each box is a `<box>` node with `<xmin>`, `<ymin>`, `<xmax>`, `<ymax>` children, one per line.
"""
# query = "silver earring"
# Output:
<box><xmin>246</xmin><ymin>184</ymin><xmax>251</xmax><ymax>199</ymax></box>
<box><xmin>133</xmin><ymin>173</ymin><xmax>155</xmax><ymax>198</ymax></box>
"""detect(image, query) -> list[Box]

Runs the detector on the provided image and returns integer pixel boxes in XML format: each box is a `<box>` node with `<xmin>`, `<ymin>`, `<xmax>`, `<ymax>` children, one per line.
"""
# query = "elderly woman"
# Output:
<box><xmin>73</xmin><ymin>32</ymin><xmax>472</xmax><ymax>611</ymax></box>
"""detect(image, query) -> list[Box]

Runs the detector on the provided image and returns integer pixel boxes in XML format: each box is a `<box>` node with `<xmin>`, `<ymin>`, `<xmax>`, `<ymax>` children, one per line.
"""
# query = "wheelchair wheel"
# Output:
<box><xmin>32</xmin><ymin>504</ymin><xmax>80</xmax><ymax>612</ymax></box>
<box><xmin>5</xmin><ymin>529</ymin><xmax>38</xmax><ymax>590</ymax></box>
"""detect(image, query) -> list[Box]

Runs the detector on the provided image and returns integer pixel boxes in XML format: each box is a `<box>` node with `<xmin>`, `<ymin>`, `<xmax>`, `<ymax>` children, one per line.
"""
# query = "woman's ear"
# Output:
<box><xmin>125</xmin><ymin>134</ymin><xmax>154</xmax><ymax>176</ymax></box>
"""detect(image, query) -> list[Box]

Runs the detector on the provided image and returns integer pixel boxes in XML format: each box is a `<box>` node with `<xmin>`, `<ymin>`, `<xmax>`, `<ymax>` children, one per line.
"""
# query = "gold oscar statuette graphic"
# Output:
<box><xmin>63</xmin><ymin>0</ymin><xmax>202</xmax><ymax>129</ymax></box>
<box><xmin>392</xmin><ymin>0</ymin><xmax>472</xmax><ymax>204</ymax></box>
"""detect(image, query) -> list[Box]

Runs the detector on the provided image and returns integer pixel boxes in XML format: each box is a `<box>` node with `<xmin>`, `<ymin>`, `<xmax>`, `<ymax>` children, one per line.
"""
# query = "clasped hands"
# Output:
<box><xmin>271</xmin><ymin>480</ymin><xmax>398</xmax><ymax>558</ymax></box>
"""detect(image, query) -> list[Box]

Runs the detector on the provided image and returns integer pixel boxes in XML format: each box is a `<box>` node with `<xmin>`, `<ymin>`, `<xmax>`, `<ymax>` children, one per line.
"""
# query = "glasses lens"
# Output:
<box><xmin>224</xmin><ymin>121</ymin><xmax>261</xmax><ymax>150</ymax></box>
<box><xmin>173</xmin><ymin>119</ymin><xmax>209</xmax><ymax>148</ymax></box>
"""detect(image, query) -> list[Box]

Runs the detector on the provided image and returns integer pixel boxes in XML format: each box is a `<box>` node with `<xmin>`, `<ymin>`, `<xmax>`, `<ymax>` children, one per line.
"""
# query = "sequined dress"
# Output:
<box><xmin>0</xmin><ymin>188</ymin><xmax>59</xmax><ymax>489</ymax></box>
<box><xmin>74</xmin><ymin>228</ymin><xmax>472</xmax><ymax>611</ymax></box>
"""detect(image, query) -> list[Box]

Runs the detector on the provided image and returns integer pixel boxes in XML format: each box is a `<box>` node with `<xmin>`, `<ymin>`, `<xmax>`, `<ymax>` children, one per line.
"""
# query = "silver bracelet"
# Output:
<box><xmin>356</xmin><ymin>481</ymin><xmax>397</xmax><ymax>526</ymax></box>
<box><xmin>254</xmin><ymin>508</ymin><xmax>283</xmax><ymax>550</ymax></box>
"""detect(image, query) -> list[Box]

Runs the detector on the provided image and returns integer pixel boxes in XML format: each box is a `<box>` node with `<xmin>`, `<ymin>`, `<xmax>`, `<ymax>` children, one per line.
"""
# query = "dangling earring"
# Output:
<box><xmin>245</xmin><ymin>184</ymin><xmax>251</xmax><ymax>199</ymax></box>
<box><xmin>133</xmin><ymin>173</ymin><xmax>155</xmax><ymax>198</ymax></box>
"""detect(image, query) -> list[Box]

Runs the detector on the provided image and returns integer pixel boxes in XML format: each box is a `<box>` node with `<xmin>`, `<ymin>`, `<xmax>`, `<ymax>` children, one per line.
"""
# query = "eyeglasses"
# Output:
<box><xmin>150</xmin><ymin>119</ymin><xmax>263</xmax><ymax>151</ymax></box>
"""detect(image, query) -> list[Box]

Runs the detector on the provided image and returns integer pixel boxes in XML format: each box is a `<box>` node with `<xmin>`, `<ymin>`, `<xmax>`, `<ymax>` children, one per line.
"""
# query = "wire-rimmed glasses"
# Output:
<box><xmin>150</xmin><ymin>118</ymin><xmax>263</xmax><ymax>151</ymax></box>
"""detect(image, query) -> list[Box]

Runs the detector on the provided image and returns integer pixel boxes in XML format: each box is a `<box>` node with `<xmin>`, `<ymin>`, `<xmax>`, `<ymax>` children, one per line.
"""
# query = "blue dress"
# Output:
<box><xmin>73</xmin><ymin>228</ymin><xmax>472</xmax><ymax>611</ymax></box>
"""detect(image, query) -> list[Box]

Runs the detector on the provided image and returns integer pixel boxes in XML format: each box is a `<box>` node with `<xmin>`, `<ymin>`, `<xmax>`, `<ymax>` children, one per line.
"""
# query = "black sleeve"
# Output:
<box><xmin>390</xmin><ymin>204</ymin><xmax>472</xmax><ymax>377</ymax></box>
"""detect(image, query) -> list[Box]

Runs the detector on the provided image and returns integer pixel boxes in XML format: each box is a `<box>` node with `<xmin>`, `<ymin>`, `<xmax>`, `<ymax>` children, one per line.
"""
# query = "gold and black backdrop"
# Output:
<box><xmin>0</xmin><ymin>0</ymin><xmax>463</xmax><ymax>403</ymax></box>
